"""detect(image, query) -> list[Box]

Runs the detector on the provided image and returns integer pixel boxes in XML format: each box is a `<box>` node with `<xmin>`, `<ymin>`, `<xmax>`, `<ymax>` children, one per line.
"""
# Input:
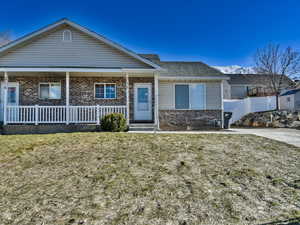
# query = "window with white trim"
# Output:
<box><xmin>95</xmin><ymin>83</ymin><xmax>116</xmax><ymax>99</ymax></box>
<box><xmin>62</xmin><ymin>30</ymin><xmax>72</xmax><ymax>42</ymax></box>
<box><xmin>39</xmin><ymin>83</ymin><xmax>61</xmax><ymax>99</ymax></box>
<box><xmin>175</xmin><ymin>83</ymin><xmax>206</xmax><ymax>109</ymax></box>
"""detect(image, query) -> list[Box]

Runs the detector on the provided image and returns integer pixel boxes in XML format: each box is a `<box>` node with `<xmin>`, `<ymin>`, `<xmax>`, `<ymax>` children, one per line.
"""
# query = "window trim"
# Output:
<box><xmin>174</xmin><ymin>83</ymin><xmax>206</xmax><ymax>110</ymax></box>
<box><xmin>94</xmin><ymin>83</ymin><xmax>117</xmax><ymax>99</ymax></box>
<box><xmin>62</xmin><ymin>29</ymin><xmax>72</xmax><ymax>42</ymax></box>
<box><xmin>39</xmin><ymin>82</ymin><xmax>62</xmax><ymax>100</ymax></box>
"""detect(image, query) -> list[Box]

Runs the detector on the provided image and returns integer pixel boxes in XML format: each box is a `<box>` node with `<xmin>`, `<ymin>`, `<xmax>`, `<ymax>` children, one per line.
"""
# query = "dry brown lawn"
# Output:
<box><xmin>0</xmin><ymin>133</ymin><xmax>299</xmax><ymax>225</ymax></box>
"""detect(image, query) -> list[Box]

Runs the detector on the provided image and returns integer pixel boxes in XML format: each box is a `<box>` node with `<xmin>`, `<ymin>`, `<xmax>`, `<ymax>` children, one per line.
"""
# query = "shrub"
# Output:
<box><xmin>100</xmin><ymin>113</ymin><xmax>128</xmax><ymax>132</ymax></box>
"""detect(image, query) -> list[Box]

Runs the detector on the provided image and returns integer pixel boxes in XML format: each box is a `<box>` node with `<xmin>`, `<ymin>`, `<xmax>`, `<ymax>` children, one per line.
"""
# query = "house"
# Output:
<box><xmin>280</xmin><ymin>89</ymin><xmax>300</xmax><ymax>111</ymax></box>
<box><xmin>0</xmin><ymin>18</ymin><xmax>228</xmax><ymax>133</ymax></box>
<box><xmin>223</xmin><ymin>74</ymin><xmax>293</xmax><ymax>99</ymax></box>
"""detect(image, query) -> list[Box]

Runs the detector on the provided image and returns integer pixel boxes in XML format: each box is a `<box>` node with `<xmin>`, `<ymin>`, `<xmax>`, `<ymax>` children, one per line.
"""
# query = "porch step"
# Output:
<box><xmin>129</xmin><ymin>123</ymin><xmax>157</xmax><ymax>131</ymax></box>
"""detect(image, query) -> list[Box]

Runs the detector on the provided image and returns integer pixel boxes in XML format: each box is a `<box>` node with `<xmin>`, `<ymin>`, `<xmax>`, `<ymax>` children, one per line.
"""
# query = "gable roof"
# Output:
<box><xmin>0</xmin><ymin>18</ymin><xmax>162</xmax><ymax>70</ymax></box>
<box><xmin>139</xmin><ymin>54</ymin><xmax>228</xmax><ymax>79</ymax></box>
<box><xmin>281</xmin><ymin>88</ymin><xmax>300</xmax><ymax>96</ymax></box>
<box><xmin>227</xmin><ymin>74</ymin><xmax>294</xmax><ymax>87</ymax></box>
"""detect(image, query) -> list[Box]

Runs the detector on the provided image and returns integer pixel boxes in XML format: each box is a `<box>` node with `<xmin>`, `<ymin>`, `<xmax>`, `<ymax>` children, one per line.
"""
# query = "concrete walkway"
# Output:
<box><xmin>231</xmin><ymin>128</ymin><xmax>300</xmax><ymax>147</ymax></box>
<box><xmin>129</xmin><ymin>128</ymin><xmax>300</xmax><ymax>147</ymax></box>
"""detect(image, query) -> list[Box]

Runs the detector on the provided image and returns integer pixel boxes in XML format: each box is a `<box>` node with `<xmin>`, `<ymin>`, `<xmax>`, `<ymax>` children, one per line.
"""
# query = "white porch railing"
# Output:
<box><xmin>5</xmin><ymin>105</ymin><xmax>127</xmax><ymax>125</ymax></box>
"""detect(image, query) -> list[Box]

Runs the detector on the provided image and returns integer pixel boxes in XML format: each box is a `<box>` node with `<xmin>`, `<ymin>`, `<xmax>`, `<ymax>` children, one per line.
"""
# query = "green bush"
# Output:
<box><xmin>100</xmin><ymin>113</ymin><xmax>128</xmax><ymax>132</ymax></box>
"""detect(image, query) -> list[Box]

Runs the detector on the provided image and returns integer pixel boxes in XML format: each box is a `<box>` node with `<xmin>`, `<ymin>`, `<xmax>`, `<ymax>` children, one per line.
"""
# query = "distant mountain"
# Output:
<box><xmin>213</xmin><ymin>65</ymin><xmax>256</xmax><ymax>74</ymax></box>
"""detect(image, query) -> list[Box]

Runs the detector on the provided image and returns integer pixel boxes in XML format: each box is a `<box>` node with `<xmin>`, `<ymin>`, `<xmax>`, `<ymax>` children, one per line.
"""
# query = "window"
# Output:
<box><xmin>95</xmin><ymin>83</ymin><xmax>116</xmax><ymax>99</ymax></box>
<box><xmin>287</xmin><ymin>97</ymin><xmax>291</xmax><ymax>102</ymax></box>
<box><xmin>63</xmin><ymin>30</ymin><xmax>72</xmax><ymax>42</ymax></box>
<box><xmin>39</xmin><ymin>83</ymin><xmax>61</xmax><ymax>99</ymax></box>
<box><xmin>175</xmin><ymin>84</ymin><xmax>205</xmax><ymax>109</ymax></box>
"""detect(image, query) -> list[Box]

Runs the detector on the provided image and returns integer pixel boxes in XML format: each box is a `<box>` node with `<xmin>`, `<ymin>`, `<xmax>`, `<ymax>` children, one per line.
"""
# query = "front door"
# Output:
<box><xmin>0</xmin><ymin>82</ymin><xmax>19</xmax><ymax>121</ymax></box>
<box><xmin>134</xmin><ymin>83</ymin><xmax>152</xmax><ymax>121</ymax></box>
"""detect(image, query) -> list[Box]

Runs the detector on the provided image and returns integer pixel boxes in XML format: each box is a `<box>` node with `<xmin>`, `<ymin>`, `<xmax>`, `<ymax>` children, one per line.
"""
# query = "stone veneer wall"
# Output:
<box><xmin>69</xmin><ymin>77</ymin><xmax>126</xmax><ymax>105</ymax></box>
<box><xmin>129</xmin><ymin>77</ymin><xmax>154</xmax><ymax>123</ymax></box>
<box><xmin>6</xmin><ymin>76</ymin><xmax>127</xmax><ymax>106</ymax></box>
<box><xmin>8</xmin><ymin>76</ymin><xmax>66</xmax><ymax>105</ymax></box>
<box><xmin>2</xmin><ymin>124</ymin><xmax>100</xmax><ymax>135</ymax></box>
<box><xmin>4</xmin><ymin>75</ymin><xmax>155</xmax><ymax>122</ymax></box>
<box><xmin>159</xmin><ymin>110</ymin><xmax>222</xmax><ymax>130</ymax></box>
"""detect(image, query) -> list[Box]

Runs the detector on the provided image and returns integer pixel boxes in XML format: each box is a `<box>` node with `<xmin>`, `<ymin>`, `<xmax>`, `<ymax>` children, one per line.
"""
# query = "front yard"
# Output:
<box><xmin>0</xmin><ymin>133</ymin><xmax>299</xmax><ymax>225</ymax></box>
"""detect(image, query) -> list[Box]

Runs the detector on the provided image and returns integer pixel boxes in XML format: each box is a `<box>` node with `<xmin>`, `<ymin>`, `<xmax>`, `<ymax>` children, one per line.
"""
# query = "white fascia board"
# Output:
<box><xmin>158</xmin><ymin>76</ymin><xmax>230</xmax><ymax>80</ymax></box>
<box><xmin>0</xmin><ymin>68</ymin><xmax>122</xmax><ymax>72</ymax></box>
<box><xmin>0</xmin><ymin>67</ymin><xmax>159</xmax><ymax>73</ymax></box>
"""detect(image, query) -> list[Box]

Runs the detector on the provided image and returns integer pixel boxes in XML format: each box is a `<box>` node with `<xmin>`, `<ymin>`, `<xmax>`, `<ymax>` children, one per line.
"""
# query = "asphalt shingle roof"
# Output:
<box><xmin>226</xmin><ymin>74</ymin><xmax>293</xmax><ymax>87</ymax></box>
<box><xmin>139</xmin><ymin>54</ymin><xmax>228</xmax><ymax>78</ymax></box>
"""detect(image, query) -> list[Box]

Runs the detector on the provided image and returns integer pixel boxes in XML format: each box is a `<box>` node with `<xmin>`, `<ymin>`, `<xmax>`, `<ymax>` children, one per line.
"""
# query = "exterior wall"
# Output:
<box><xmin>158</xmin><ymin>80</ymin><xmax>222</xmax><ymax>110</ymax></box>
<box><xmin>2</xmin><ymin>75</ymin><xmax>126</xmax><ymax>106</ymax></box>
<box><xmin>0</xmin><ymin>25</ymin><xmax>150</xmax><ymax>68</ymax></box>
<box><xmin>231</xmin><ymin>85</ymin><xmax>247</xmax><ymax>99</ymax></box>
<box><xmin>159</xmin><ymin>110</ymin><xmax>222</xmax><ymax>130</ymax></box>
<box><xmin>1</xmin><ymin>74</ymin><xmax>156</xmax><ymax>123</ymax></box>
<box><xmin>129</xmin><ymin>77</ymin><xmax>154</xmax><ymax>122</ymax></box>
<box><xmin>158</xmin><ymin>80</ymin><xmax>223</xmax><ymax>130</ymax></box>
<box><xmin>7</xmin><ymin>75</ymin><xmax>66</xmax><ymax>105</ymax></box>
<box><xmin>280</xmin><ymin>95</ymin><xmax>295</xmax><ymax>111</ymax></box>
<box><xmin>223</xmin><ymin>80</ymin><xmax>231</xmax><ymax>99</ymax></box>
<box><xmin>69</xmin><ymin>77</ymin><xmax>126</xmax><ymax>106</ymax></box>
<box><xmin>2</xmin><ymin>124</ymin><xmax>100</xmax><ymax>135</ymax></box>
<box><xmin>295</xmin><ymin>92</ymin><xmax>300</xmax><ymax>110</ymax></box>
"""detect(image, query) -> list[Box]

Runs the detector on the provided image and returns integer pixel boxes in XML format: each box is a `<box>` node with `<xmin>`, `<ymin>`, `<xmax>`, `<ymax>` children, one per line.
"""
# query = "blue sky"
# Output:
<box><xmin>1</xmin><ymin>0</ymin><xmax>300</xmax><ymax>66</ymax></box>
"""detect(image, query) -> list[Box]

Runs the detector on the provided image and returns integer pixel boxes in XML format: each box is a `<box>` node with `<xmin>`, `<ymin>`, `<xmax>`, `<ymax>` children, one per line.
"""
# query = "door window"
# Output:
<box><xmin>137</xmin><ymin>88</ymin><xmax>149</xmax><ymax>111</ymax></box>
<box><xmin>7</xmin><ymin>87</ymin><xmax>17</xmax><ymax>104</ymax></box>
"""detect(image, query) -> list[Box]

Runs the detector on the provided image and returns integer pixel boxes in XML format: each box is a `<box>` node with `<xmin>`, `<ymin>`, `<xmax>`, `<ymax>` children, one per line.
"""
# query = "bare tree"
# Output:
<box><xmin>254</xmin><ymin>43</ymin><xmax>300</xmax><ymax>110</ymax></box>
<box><xmin>0</xmin><ymin>31</ymin><xmax>12</xmax><ymax>47</ymax></box>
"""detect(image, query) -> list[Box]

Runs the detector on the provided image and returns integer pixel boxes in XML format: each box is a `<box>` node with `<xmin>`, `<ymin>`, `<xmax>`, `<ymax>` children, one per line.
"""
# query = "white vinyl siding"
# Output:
<box><xmin>158</xmin><ymin>82</ymin><xmax>175</xmax><ymax>109</ymax></box>
<box><xmin>159</xmin><ymin>81</ymin><xmax>222</xmax><ymax>110</ymax></box>
<box><xmin>0</xmin><ymin>26</ymin><xmax>150</xmax><ymax>68</ymax></box>
<box><xmin>206</xmin><ymin>82</ymin><xmax>222</xmax><ymax>110</ymax></box>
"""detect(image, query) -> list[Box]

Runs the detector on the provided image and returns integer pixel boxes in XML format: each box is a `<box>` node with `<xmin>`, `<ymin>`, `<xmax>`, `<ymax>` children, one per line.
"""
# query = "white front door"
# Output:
<box><xmin>134</xmin><ymin>83</ymin><xmax>152</xmax><ymax>121</ymax></box>
<box><xmin>0</xmin><ymin>82</ymin><xmax>19</xmax><ymax>121</ymax></box>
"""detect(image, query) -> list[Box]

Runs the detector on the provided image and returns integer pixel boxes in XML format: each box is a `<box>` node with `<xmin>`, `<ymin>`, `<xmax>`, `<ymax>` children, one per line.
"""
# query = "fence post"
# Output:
<box><xmin>35</xmin><ymin>105</ymin><xmax>38</xmax><ymax>125</ymax></box>
<box><xmin>66</xmin><ymin>106</ymin><xmax>69</xmax><ymax>125</ymax></box>
<box><xmin>96</xmin><ymin>105</ymin><xmax>100</xmax><ymax>125</ymax></box>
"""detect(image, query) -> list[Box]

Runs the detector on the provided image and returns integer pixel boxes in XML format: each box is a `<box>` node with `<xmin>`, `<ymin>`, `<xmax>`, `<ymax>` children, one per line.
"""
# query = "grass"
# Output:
<box><xmin>0</xmin><ymin>133</ymin><xmax>299</xmax><ymax>225</ymax></box>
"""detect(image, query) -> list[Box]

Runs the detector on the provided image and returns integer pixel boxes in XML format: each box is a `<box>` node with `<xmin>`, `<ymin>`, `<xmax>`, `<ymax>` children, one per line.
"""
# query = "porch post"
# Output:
<box><xmin>126</xmin><ymin>72</ymin><xmax>130</xmax><ymax>125</ymax></box>
<box><xmin>154</xmin><ymin>73</ymin><xmax>159</xmax><ymax>129</ymax></box>
<box><xmin>3</xmin><ymin>72</ymin><xmax>8</xmax><ymax>125</ymax></box>
<box><xmin>66</xmin><ymin>72</ymin><xmax>70</xmax><ymax>125</ymax></box>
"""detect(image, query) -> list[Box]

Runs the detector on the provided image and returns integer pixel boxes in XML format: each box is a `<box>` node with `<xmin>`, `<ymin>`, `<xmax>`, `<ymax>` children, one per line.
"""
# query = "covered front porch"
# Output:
<box><xmin>0</xmin><ymin>68</ymin><xmax>159</xmax><ymax>127</ymax></box>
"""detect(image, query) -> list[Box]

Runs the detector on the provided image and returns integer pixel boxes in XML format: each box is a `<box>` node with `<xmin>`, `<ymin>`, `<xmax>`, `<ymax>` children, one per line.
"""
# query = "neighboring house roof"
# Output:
<box><xmin>0</xmin><ymin>18</ymin><xmax>162</xmax><ymax>70</ymax></box>
<box><xmin>281</xmin><ymin>88</ymin><xmax>300</xmax><ymax>96</ymax></box>
<box><xmin>139</xmin><ymin>54</ymin><xmax>228</xmax><ymax>79</ymax></box>
<box><xmin>226</xmin><ymin>74</ymin><xmax>294</xmax><ymax>87</ymax></box>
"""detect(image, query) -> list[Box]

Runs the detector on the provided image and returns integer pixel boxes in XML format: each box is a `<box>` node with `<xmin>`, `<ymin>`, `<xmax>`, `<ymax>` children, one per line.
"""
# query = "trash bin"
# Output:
<box><xmin>223</xmin><ymin>112</ymin><xmax>232</xmax><ymax>129</ymax></box>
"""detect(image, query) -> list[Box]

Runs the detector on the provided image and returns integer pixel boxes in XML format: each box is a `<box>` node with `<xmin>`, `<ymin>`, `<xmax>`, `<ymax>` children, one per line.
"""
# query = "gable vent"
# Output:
<box><xmin>62</xmin><ymin>29</ymin><xmax>72</xmax><ymax>42</ymax></box>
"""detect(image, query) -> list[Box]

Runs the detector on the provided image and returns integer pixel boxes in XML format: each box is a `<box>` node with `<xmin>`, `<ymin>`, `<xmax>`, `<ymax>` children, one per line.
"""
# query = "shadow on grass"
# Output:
<box><xmin>259</xmin><ymin>217</ymin><xmax>300</xmax><ymax>225</ymax></box>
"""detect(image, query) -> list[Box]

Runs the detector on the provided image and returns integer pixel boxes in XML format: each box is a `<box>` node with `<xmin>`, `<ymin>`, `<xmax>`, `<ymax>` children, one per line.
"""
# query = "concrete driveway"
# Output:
<box><xmin>232</xmin><ymin>128</ymin><xmax>300</xmax><ymax>147</ymax></box>
<box><xmin>130</xmin><ymin>128</ymin><xmax>300</xmax><ymax>147</ymax></box>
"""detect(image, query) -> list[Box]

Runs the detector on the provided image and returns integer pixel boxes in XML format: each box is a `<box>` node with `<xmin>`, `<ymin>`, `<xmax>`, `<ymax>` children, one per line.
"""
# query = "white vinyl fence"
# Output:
<box><xmin>5</xmin><ymin>105</ymin><xmax>127</xmax><ymax>125</ymax></box>
<box><xmin>224</xmin><ymin>96</ymin><xmax>276</xmax><ymax>124</ymax></box>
